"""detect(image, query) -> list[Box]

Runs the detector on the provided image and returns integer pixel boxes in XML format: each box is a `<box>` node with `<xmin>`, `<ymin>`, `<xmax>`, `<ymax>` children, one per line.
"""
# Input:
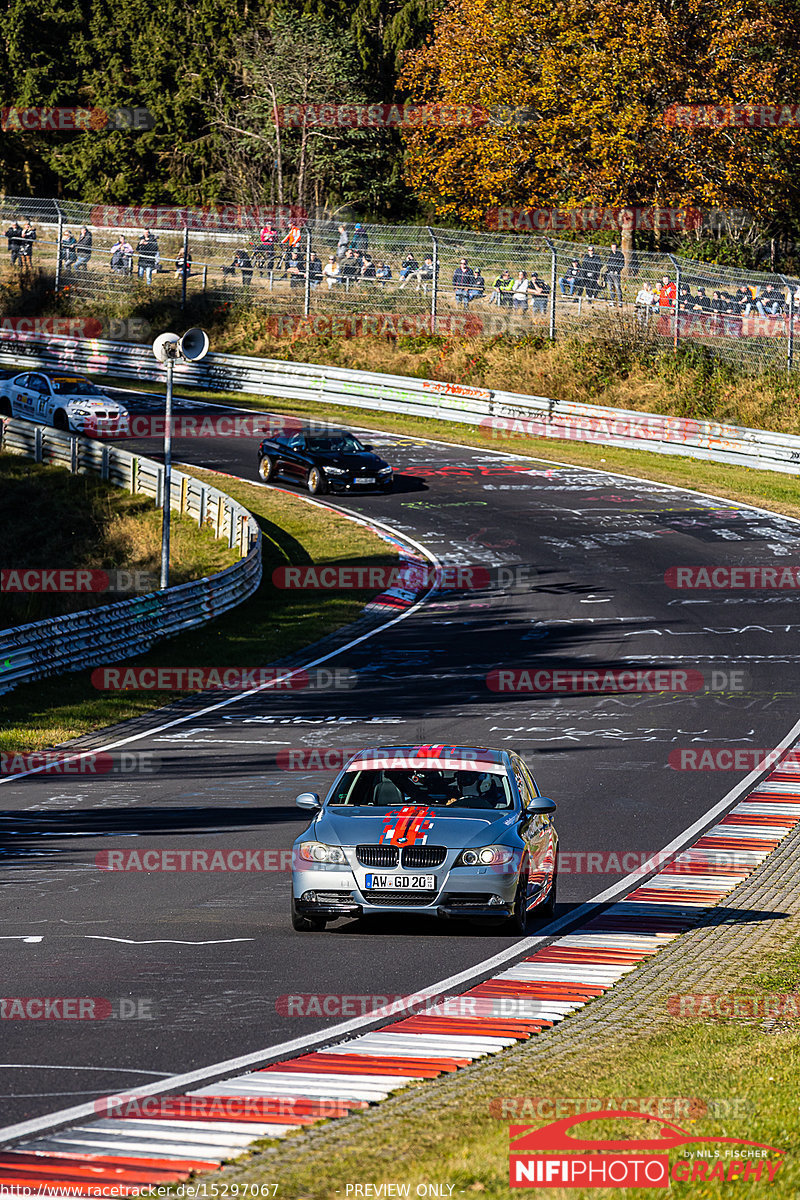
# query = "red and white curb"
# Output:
<box><xmin>1</xmin><ymin>757</ymin><xmax>799</xmax><ymax>1193</ymax></box>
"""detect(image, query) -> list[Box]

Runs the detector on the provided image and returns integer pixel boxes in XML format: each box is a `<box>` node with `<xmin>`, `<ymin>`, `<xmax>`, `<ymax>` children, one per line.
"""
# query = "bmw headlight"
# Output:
<box><xmin>323</xmin><ymin>467</ymin><xmax>347</xmax><ymax>476</ymax></box>
<box><xmin>456</xmin><ymin>845</ymin><xmax>516</xmax><ymax>868</ymax></box>
<box><xmin>297</xmin><ymin>841</ymin><xmax>346</xmax><ymax>865</ymax></box>
<box><xmin>378</xmin><ymin>466</ymin><xmax>393</xmax><ymax>475</ymax></box>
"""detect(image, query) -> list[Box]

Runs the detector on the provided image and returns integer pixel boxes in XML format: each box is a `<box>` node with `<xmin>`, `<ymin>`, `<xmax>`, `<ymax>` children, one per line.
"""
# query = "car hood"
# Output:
<box><xmin>315</xmin><ymin>451</ymin><xmax>388</xmax><ymax>471</ymax></box>
<box><xmin>65</xmin><ymin>397</ymin><xmax>124</xmax><ymax>410</ymax></box>
<box><xmin>308</xmin><ymin>807</ymin><xmax>518</xmax><ymax>849</ymax></box>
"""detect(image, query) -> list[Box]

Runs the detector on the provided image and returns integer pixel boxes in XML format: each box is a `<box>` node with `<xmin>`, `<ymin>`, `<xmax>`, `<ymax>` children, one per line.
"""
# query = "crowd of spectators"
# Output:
<box><xmin>634</xmin><ymin>275</ymin><xmax>797</xmax><ymax>320</ymax></box>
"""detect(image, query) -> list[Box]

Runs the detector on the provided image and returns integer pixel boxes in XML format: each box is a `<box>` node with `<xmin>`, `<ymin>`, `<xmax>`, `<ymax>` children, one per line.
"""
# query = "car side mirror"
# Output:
<box><xmin>295</xmin><ymin>792</ymin><xmax>321</xmax><ymax>811</ymax></box>
<box><xmin>362</xmin><ymin>444</ymin><xmax>373</xmax><ymax>452</ymax></box>
<box><xmin>526</xmin><ymin>796</ymin><xmax>557</xmax><ymax>815</ymax></box>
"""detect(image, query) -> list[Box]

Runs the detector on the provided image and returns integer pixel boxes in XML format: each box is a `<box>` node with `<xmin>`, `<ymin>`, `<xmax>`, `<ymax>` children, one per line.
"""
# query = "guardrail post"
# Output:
<box><xmin>34</xmin><ymin>426</ymin><xmax>43</xmax><ymax>464</ymax></box>
<box><xmin>54</xmin><ymin>211</ymin><xmax>64</xmax><ymax>297</ymax></box>
<box><xmin>202</xmin><ymin>263</ymin><xmax>208</xmax><ymax>294</ymax></box>
<box><xmin>180</xmin><ymin>227</ymin><xmax>189</xmax><ymax>310</ymax></box>
<box><xmin>544</xmin><ymin>236</ymin><xmax>557</xmax><ymax>341</ymax></box>
<box><xmin>427</xmin><ymin>227</ymin><xmax>439</xmax><ymax>334</ymax></box>
<box><xmin>668</xmin><ymin>253</ymin><xmax>681</xmax><ymax>353</ymax></box>
<box><xmin>70</xmin><ymin>436</ymin><xmax>77</xmax><ymax>474</ymax></box>
<box><xmin>303</xmin><ymin>227</ymin><xmax>312</xmax><ymax>318</ymax></box>
<box><xmin>780</xmin><ymin>274</ymin><xmax>795</xmax><ymax>374</ymax></box>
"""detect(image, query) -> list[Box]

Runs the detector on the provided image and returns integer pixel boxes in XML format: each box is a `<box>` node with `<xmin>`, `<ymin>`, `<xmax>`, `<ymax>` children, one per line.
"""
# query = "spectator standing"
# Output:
<box><xmin>4</xmin><ymin>218</ymin><xmax>23</xmax><ymax>267</ymax></box>
<box><xmin>605</xmin><ymin>241</ymin><xmax>625</xmax><ymax>306</ymax></box>
<box><xmin>323</xmin><ymin>256</ymin><xmax>340</xmax><ymax>289</ymax></box>
<box><xmin>634</xmin><ymin>280</ymin><xmax>657</xmax><ymax>322</ymax></box>
<box><xmin>136</xmin><ymin>229</ymin><xmax>158</xmax><ymax>283</ymax></box>
<box><xmin>260</xmin><ymin>224</ymin><xmax>278</xmax><ymax>271</ymax></box>
<box><xmin>658</xmin><ymin>275</ymin><xmax>676</xmax><ymax>308</ymax></box>
<box><xmin>529</xmin><ymin>273</ymin><xmax>549</xmax><ymax>314</ymax></box>
<box><xmin>233</xmin><ymin>247</ymin><xmax>253</xmax><ymax>288</ymax></box>
<box><xmin>308</xmin><ymin>252</ymin><xmax>323</xmax><ymax>288</ymax></box>
<box><xmin>110</xmin><ymin>233</ymin><xmax>129</xmax><ymax>274</ymax></box>
<box><xmin>61</xmin><ymin>229</ymin><xmax>78</xmax><ymax>274</ymax></box>
<box><xmin>581</xmin><ymin>246</ymin><xmax>602</xmax><ymax>302</ymax></box>
<box><xmin>453</xmin><ymin>258</ymin><xmax>476</xmax><ymax>306</ymax></box>
<box><xmin>336</xmin><ymin>224</ymin><xmax>349</xmax><ymax>259</ymax></box>
<box><xmin>175</xmin><ymin>246</ymin><xmax>192</xmax><ymax>281</ymax></box>
<box><xmin>491</xmin><ymin>269</ymin><xmax>514</xmax><ymax>306</ymax></box>
<box><xmin>350</xmin><ymin>223</ymin><xmax>368</xmax><ymax>253</ymax></box>
<box><xmin>512</xmin><ymin>270</ymin><xmax>530</xmax><ymax>312</ymax></box>
<box><xmin>75</xmin><ymin>226</ymin><xmax>93</xmax><ymax>272</ymax></box>
<box><xmin>19</xmin><ymin>221</ymin><xmax>37</xmax><ymax>273</ymax></box>
<box><xmin>559</xmin><ymin>259</ymin><xmax>581</xmax><ymax>298</ymax></box>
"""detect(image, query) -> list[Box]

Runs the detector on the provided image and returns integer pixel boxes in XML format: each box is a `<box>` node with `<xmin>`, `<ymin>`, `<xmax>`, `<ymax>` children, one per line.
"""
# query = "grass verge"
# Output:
<box><xmin>213</xmin><ymin>919</ymin><xmax>800</xmax><ymax>1200</ymax></box>
<box><xmin>0</xmin><ymin>452</ymin><xmax>238</xmax><ymax>627</ymax></box>
<box><xmin>0</xmin><ymin>466</ymin><xmax>396</xmax><ymax>753</ymax></box>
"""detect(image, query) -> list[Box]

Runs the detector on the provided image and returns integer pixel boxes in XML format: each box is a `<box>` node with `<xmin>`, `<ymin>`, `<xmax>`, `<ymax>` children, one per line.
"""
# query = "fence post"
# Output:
<box><xmin>180</xmin><ymin>226</ymin><xmax>189</xmax><ymax>310</ymax></box>
<box><xmin>427</xmin><ymin>227</ymin><xmax>438</xmax><ymax>334</ymax></box>
<box><xmin>780</xmin><ymin>274</ymin><xmax>795</xmax><ymax>374</ymax></box>
<box><xmin>667</xmin><ymin>253</ymin><xmax>681</xmax><ymax>353</ymax></box>
<box><xmin>544</xmin><ymin>236</ymin><xmax>557</xmax><ymax>341</ymax></box>
<box><xmin>303</xmin><ymin>226</ymin><xmax>312</xmax><ymax>318</ymax></box>
<box><xmin>54</xmin><ymin>210</ymin><xmax>64</xmax><ymax>297</ymax></box>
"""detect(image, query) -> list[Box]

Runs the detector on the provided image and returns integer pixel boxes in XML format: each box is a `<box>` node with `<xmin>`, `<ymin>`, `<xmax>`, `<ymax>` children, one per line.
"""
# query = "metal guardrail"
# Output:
<box><xmin>1</xmin><ymin>330</ymin><xmax>799</xmax><ymax>475</ymax></box>
<box><xmin>0</xmin><ymin>417</ymin><xmax>262</xmax><ymax>696</ymax></box>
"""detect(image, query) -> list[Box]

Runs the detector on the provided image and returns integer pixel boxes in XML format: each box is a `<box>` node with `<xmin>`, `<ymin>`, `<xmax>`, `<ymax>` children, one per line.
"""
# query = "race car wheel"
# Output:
<box><xmin>53</xmin><ymin>409</ymin><xmax>69</xmax><ymax>431</ymax></box>
<box><xmin>291</xmin><ymin>898</ymin><xmax>327</xmax><ymax>932</ymax></box>
<box><xmin>307</xmin><ymin>466</ymin><xmax>327</xmax><ymax>495</ymax></box>
<box><xmin>0</xmin><ymin>397</ymin><xmax>11</xmax><ymax>417</ymax></box>
<box><xmin>258</xmin><ymin>455</ymin><xmax>276</xmax><ymax>483</ymax></box>
<box><xmin>537</xmin><ymin>862</ymin><xmax>558</xmax><ymax>919</ymax></box>
<box><xmin>506</xmin><ymin>872</ymin><xmax>529</xmax><ymax>935</ymax></box>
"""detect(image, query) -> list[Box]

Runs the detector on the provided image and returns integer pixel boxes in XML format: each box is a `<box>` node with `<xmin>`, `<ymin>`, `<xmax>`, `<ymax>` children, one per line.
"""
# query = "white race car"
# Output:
<box><xmin>0</xmin><ymin>372</ymin><xmax>129</xmax><ymax>436</ymax></box>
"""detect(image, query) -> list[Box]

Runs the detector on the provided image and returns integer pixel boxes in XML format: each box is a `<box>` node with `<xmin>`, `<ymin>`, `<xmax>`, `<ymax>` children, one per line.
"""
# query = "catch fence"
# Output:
<box><xmin>1</xmin><ymin>196</ymin><xmax>797</xmax><ymax>373</ymax></box>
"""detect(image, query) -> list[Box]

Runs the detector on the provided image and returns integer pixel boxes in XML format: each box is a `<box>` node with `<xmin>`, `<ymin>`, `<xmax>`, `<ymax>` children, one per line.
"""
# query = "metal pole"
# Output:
<box><xmin>668</xmin><ymin>253</ymin><xmax>681</xmax><ymax>353</ymax></box>
<box><xmin>544</xmin><ymin>237</ymin><xmax>557</xmax><ymax>341</ymax></box>
<box><xmin>427</xmin><ymin>227</ymin><xmax>438</xmax><ymax>334</ymax></box>
<box><xmin>180</xmin><ymin>226</ymin><xmax>189</xmax><ymax>310</ymax></box>
<box><xmin>780</xmin><ymin>275</ymin><xmax>794</xmax><ymax>374</ymax></box>
<box><xmin>54</xmin><ymin>212</ymin><xmax>64</xmax><ymax>297</ymax></box>
<box><xmin>160</xmin><ymin>356</ymin><xmax>174</xmax><ymax>590</ymax></box>
<box><xmin>303</xmin><ymin>227</ymin><xmax>311</xmax><ymax>318</ymax></box>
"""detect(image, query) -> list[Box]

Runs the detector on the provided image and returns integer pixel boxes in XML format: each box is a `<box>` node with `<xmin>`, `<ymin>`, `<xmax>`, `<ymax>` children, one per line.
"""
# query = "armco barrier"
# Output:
<box><xmin>0</xmin><ymin>417</ymin><xmax>261</xmax><ymax>696</ymax></box>
<box><xmin>1</xmin><ymin>330</ymin><xmax>799</xmax><ymax>474</ymax></box>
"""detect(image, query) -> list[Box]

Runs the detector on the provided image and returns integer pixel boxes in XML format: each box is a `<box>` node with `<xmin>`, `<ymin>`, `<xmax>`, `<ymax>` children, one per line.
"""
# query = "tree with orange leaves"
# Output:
<box><xmin>399</xmin><ymin>0</ymin><xmax>800</xmax><ymax>238</ymax></box>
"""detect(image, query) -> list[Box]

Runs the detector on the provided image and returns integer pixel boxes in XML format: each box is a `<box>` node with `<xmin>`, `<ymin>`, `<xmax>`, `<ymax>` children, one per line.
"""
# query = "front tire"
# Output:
<box><xmin>537</xmin><ymin>862</ymin><xmax>558</xmax><ymax>919</ymax></box>
<box><xmin>258</xmin><ymin>455</ymin><xmax>276</xmax><ymax>483</ymax></box>
<box><xmin>506</xmin><ymin>873</ymin><xmax>529</xmax><ymax>935</ymax></box>
<box><xmin>0</xmin><ymin>397</ymin><xmax>11</xmax><ymax>417</ymax></box>
<box><xmin>307</xmin><ymin>466</ymin><xmax>327</xmax><ymax>495</ymax></box>
<box><xmin>291</xmin><ymin>898</ymin><xmax>327</xmax><ymax>932</ymax></box>
<box><xmin>53</xmin><ymin>409</ymin><xmax>69</xmax><ymax>431</ymax></box>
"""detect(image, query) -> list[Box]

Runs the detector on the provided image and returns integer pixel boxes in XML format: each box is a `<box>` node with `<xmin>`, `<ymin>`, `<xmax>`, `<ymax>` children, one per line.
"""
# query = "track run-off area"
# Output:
<box><xmin>2</xmin><ymin>380</ymin><xmax>800</xmax><ymax>1165</ymax></box>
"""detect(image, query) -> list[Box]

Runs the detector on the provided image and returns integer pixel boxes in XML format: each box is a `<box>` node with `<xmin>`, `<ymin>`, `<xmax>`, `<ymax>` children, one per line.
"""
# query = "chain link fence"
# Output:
<box><xmin>1</xmin><ymin>195</ymin><xmax>797</xmax><ymax>372</ymax></box>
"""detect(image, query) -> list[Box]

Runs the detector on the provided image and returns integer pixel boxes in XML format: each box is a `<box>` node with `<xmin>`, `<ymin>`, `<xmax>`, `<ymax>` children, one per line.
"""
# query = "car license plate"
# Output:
<box><xmin>356</xmin><ymin>476</ymin><xmax>376</xmax><ymax>484</ymax></box>
<box><xmin>365</xmin><ymin>874</ymin><xmax>435</xmax><ymax>889</ymax></box>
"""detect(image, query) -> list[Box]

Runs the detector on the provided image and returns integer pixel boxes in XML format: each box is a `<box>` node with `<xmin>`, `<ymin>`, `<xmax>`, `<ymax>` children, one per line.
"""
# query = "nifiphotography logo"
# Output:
<box><xmin>508</xmin><ymin>1111</ymin><xmax>784</xmax><ymax>1188</ymax></box>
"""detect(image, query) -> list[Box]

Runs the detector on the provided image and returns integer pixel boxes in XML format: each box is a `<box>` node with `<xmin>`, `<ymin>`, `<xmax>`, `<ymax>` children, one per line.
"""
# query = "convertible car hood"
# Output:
<box><xmin>312</xmin><ymin>806</ymin><xmax>516</xmax><ymax>849</ymax></box>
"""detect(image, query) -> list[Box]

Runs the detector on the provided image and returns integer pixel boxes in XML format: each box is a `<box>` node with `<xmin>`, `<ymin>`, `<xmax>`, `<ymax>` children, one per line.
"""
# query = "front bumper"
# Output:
<box><xmin>325</xmin><ymin>474</ymin><xmax>393</xmax><ymax>493</ymax></box>
<box><xmin>292</xmin><ymin>862</ymin><xmax>520</xmax><ymax>919</ymax></box>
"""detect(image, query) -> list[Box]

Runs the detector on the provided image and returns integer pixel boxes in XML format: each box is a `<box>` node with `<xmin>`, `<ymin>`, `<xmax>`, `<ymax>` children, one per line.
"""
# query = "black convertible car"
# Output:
<box><xmin>257</xmin><ymin>427</ymin><xmax>394</xmax><ymax>494</ymax></box>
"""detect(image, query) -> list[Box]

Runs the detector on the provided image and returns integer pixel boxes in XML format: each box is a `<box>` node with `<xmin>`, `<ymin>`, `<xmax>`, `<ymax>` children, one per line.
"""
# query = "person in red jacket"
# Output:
<box><xmin>658</xmin><ymin>275</ymin><xmax>677</xmax><ymax>307</ymax></box>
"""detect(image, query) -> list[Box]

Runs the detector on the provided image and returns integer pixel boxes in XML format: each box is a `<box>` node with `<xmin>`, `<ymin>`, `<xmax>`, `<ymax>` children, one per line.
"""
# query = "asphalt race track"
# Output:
<box><xmin>2</xmin><ymin>385</ymin><xmax>800</xmax><ymax>1128</ymax></box>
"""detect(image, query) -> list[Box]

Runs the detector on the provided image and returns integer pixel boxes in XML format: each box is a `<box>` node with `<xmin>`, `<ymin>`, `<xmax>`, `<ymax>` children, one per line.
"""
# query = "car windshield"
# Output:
<box><xmin>330</xmin><ymin>768</ymin><xmax>513</xmax><ymax>810</ymax></box>
<box><xmin>51</xmin><ymin>379</ymin><xmax>105</xmax><ymax>396</ymax></box>
<box><xmin>307</xmin><ymin>433</ymin><xmax>364</xmax><ymax>453</ymax></box>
